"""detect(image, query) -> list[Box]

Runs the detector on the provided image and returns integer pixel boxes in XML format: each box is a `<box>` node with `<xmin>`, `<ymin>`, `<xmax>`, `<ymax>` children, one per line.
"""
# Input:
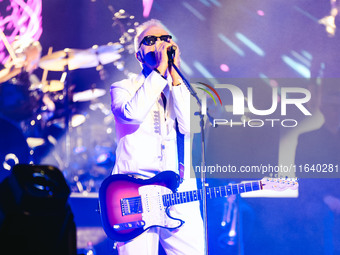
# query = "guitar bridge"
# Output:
<box><xmin>121</xmin><ymin>196</ymin><xmax>143</xmax><ymax>216</ymax></box>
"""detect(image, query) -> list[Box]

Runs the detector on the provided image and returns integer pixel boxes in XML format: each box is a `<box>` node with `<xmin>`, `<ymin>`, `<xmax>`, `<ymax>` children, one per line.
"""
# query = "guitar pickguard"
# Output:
<box><xmin>139</xmin><ymin>185</ymin><xmax>183</xmax><ymax>230</ymax></box>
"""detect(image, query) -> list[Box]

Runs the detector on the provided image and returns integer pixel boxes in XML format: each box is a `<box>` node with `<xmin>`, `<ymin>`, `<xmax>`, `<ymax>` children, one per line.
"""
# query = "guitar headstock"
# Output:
<box><xmin>261</xmin><ymin>177</ymin><xmax>299</xmax><ymax>191</ymax></box>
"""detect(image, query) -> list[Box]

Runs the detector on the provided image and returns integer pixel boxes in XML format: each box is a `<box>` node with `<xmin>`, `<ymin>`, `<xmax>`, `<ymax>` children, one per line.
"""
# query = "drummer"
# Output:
<box><xmin>0</xmin><ymin>38</ymin><xmax>55</xmax><ymax>122</ymax></box>
<box><xmin>0</xmin><ymin>38</ymin><xmax>43</xmax><ymax>179</ymax></box>
<box><xmin>0</xmin><ymin>38</ymin><xmax>42</xmax><ymax>84</ymax></box>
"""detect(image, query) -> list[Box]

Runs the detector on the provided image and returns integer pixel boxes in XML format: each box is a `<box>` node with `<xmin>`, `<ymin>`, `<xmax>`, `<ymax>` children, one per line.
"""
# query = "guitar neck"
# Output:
<box><xmin>163</xmin><ymin>181</ymin><xmax>262</xmax><ymax>207</ymax></box>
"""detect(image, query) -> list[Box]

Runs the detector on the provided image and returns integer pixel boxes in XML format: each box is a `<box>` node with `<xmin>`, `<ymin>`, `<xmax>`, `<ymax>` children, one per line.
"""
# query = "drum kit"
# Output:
<box><xmin>0</xmin><ymin>41</ymin><xmax>123</xmax><ymax>192</ymax></box>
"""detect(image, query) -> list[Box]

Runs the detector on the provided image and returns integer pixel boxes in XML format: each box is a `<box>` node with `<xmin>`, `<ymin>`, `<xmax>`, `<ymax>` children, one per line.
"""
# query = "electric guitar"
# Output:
<box><xmin>99</xmin><ymin>171</ymin><xmax>298</xmax><ymax>242</ymax></box>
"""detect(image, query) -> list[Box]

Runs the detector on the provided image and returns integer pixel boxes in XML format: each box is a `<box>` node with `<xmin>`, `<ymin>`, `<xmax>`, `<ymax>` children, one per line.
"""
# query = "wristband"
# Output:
<box><xmin>172</xmin><ymin>78</ymin><xmax>183</xmax><ymax>86</ymax></box>
<box><xmin>172</xmin><ymin>82</ymin><xmax>182</xmax><ymax>86</ymax></box>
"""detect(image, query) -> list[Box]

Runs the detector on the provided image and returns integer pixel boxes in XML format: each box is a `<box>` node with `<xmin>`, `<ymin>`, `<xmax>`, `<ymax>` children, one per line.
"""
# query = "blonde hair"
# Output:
<box><xmin>134</xmin><ymin>19</ymin><xmax>168</xmax><ymax>52</ymax></box>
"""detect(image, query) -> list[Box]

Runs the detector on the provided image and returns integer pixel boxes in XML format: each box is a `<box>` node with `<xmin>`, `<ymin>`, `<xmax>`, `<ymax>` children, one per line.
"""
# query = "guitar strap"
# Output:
<box><xmin>175</xmin><ymin>119</ymin><xmax>184</xmax><ymax>182</ymax></box>
<box><xmin>161</xmin><ymin>90</ymin><xmax>184</xmax><ymax>181</ymax></box>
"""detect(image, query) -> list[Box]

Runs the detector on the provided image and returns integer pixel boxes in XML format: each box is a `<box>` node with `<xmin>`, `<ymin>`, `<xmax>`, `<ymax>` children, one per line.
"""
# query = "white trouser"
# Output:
<box><xmin>117</xmin><ymin>178</ymin><xmax>205</xmax><ymax>255</ymax></box>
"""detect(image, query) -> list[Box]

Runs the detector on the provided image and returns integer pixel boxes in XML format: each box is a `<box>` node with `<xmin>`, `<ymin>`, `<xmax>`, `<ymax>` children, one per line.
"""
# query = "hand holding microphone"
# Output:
<box><xmin>154</xmin><ymin>40</ymin><xmax>181</xmax><ymax>86</ymax></box>
<box><xmin>166</xmin><ymin>43</ymin><xmax>181</xmax><ymax>86</ymax></box>
<box><xmin>167</xmin><ymin>45</ymin><xmax>177</xmax><ymax>64</ymax></box>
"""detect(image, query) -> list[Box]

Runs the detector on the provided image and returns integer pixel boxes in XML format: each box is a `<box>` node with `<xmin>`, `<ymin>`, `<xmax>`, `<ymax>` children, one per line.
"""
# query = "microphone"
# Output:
<box><xmin>167</xmin><ymin>45</ymin><xmax>177</xmax><ymax>64</ymax></box>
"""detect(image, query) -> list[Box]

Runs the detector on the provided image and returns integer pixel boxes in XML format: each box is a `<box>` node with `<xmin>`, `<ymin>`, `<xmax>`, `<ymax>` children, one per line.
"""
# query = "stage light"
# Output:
<box><xmin>257</xmin><ymin>10</ymin><xmax>265</xmax><ymax>16</ymax></box>
<box><xmin>220</xmin><ymin>64</ymin><xmax>230</xmax><ymax>72</ymax></box>
<box><xmin>182</xmin><ymin>2</ymin><xmax>206</xmax><ymax>21</ymax></box>
<box><xmin>0</xmin><ymin>0</ymin><xmax>42</xmax><ymax>65</ymax></box>
<box><xmin>218</xmin><ymin>33</ymin><xmax>245</xmax><ymax>57</ymax></box>
<box><xmin>269</xmin><ymin>79</ymin><xmax>278</xmax><ymax>88</ymax></box>
<box><xmin>235</xmin><ymin>32</ymin><xmax>265</xmax><ymax>57</ymax></box>
<box><xmin>281</xmin><ymin>55</ymin><xmax>310</xmax><ymax>78</ymax></box>
<box><xmin>3</xmin><ymin>154</ymin><xmax>19</xmax><ymax>171</ymax></box>
<box><xmin>193</xmin><ymin>61</ymin><xmax>219</xmax><ymax>85</ymax></box>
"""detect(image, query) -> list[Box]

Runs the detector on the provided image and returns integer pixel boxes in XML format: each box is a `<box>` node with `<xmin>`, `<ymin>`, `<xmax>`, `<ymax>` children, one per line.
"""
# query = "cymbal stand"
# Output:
<box><xmin>94</xmin><ymin>50</ymin><xmax>106</xmax><ymax>81</ymax></box>
<box><xmin>63</xmin><ymin>49</ymin><xmax>72</xmax><ymax>171</ymax></box>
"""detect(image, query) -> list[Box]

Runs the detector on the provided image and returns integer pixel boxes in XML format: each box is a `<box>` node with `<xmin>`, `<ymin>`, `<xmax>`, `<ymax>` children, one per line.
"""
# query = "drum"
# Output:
<box><xmin>0</xmin><ymin>118</ymin><xmax>30</xmax><ymax>182</ymax></box>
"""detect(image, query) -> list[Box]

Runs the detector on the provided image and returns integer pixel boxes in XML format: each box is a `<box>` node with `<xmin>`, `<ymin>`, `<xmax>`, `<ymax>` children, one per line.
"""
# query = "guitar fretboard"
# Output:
<box><xmin>162</xmin><ymin>181</ymin><xmax>262</xmax><ymax>207</ymax></box>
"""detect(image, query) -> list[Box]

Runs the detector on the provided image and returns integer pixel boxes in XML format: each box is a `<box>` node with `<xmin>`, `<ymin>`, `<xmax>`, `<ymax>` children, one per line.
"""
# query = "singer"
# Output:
<box><xmin>110</xmin><ymin>19</ymin><xmax>204</xmax><ymax>254</ymax></box>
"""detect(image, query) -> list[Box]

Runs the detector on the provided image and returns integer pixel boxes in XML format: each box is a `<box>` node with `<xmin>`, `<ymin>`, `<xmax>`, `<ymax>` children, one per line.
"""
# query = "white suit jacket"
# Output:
<box><xmin>110</xmin><ymin>70</ymin><xmax>190</xmax><ymax>177</ymax></box>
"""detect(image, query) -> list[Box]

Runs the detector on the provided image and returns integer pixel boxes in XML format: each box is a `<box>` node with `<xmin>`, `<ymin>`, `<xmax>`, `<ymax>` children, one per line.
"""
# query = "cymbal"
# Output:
<box><xmin>49</xmin><ymin>113</ymin><xmax>86</xmax><ymax>128</ymax></box>
<box><xmin>39</xmin><ymin>48</ymin><xmax>96</xmax><ymax>71</ymax></box>
<box><xmin>71</xmin><ymin>114</ymin><xmax>87</xmax><ymax>127</ymax></box>
<box><xmin>88</xmin><ymin>43</ymin><xmax>123</xmax><ymax>66</ymax></box>
<box><xmin>44</xmin><ymin>80</ymin><xmax>64</xmax><ymax>92</ymax></box>
<box><xmin>29</xmin><ymin>80</ymin><xmax>64</xmax><ymax>92</ymax></box>
<box><xmin>73</xmin><ymin>88</ymin><xmax>106</xmax><ymax>102</ymax></box>
<box><xmin>39</xmin><ymin>43</ymin><xmax>123</xmax><ymax>71</ymax></box>
<box><xmin>26</xmin><ymin>137</ymin><xmax>45</xmax><ymax>148</ymax></box>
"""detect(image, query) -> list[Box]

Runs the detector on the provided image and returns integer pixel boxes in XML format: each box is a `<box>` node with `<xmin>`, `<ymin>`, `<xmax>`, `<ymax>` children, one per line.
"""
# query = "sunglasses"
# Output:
<box><xmin>139</xmin><ymin>35</ymin><xmax>172</xmax><ymax>48</ymax></box>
